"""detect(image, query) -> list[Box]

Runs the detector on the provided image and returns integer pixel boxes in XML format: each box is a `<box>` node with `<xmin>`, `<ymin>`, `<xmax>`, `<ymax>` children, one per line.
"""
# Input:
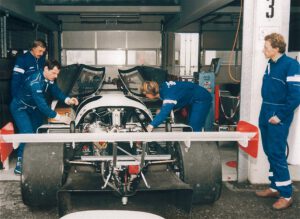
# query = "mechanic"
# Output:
<box><xmin>10</xmin><ymin>60</ymin><xmax>79</xmax><ymax>174</ymax></box>
<box><xmin>11</xmin><ymin>39</ymin><xmax>47</xmax><ymax>97</ymax></box>
<box><xmin>255</xmin><ymin>33</ymin><xmax>300</xmax><ymax>210</ymax></box>
<box><xmin>141</xmin><ymin>80</ymin><xmax>212</xmax><ymax>132</ymax></box>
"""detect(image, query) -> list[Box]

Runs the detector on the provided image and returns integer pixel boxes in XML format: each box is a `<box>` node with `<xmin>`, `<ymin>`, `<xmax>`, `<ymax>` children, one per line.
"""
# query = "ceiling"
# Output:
<box><xmin>1</xmin><ymin>0</ymin><xmax>298</xmax><ymax>32</ymax></box>
<box><xmin>33</xmin><ymin>0</ymin><xmax>236</xmax><ymax>31</ymax></box>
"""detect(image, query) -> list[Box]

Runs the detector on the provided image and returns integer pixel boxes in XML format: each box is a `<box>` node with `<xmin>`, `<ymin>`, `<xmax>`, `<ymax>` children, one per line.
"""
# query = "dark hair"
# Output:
<box><xmin>264</xmin><ymin>33</ymin><xmax>286</xmax><ymax>53</ymax></box>
<box><xmin>31</xmin><ymin>39</ymin><xmax>47</xmax><ymax>50</ymax></box>
<box><xmin>45</xmin><ymin>60</ymin><xmax>61</xmax><ymax>70</ymax></box>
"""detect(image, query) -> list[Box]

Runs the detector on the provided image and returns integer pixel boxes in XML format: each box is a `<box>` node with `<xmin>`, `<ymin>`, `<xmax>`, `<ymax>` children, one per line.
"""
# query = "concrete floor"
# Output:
<box><xmin>0</xmin><ymin>180</ymin><xmax>299</xmax><ymax>219</ymax></box>
<box><xmin>1</xmin><ymin>146</ymin><xmax>300</xmax><ymax>218</ymax></box>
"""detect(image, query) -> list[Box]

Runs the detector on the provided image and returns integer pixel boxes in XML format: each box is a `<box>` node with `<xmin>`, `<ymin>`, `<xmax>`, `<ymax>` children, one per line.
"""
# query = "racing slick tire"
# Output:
<box><xmin>175</xmin><ymin>141</ymin><xmax>222</xmax><ymax>204</ymax></box>
<box><xmin>21</xmin><ymin>143</ymin><xmax>64</xmax><ymax>207</ymax></box>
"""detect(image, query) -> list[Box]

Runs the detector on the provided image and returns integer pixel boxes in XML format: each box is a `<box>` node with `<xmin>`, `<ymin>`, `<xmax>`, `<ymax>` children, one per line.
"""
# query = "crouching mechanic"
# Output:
<box><xmin>141</xmin><ymin>81</ymin><xmax>212</xmax><ymax>132</ymax></box>
<box><xmin>10</xmin><ymin>60</ymin><xmax>79</xmax><ymax>174</ymax></box>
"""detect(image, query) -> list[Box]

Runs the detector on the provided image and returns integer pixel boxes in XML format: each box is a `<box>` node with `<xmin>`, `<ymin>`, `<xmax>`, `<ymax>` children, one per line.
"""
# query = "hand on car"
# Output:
<box><xmin>146</xmin><ymin>124</ymin><xmax>154</xmax><ymax>132</ymax></box>
<box><xmin>65</xmin><ymin>97</ymin><xmax>79</xmax><ymax>106</ymax></box>
<box><xmin>52</xmin><ymin>114</ymin><xmax>72</xmax><ymax>125</ymax></box>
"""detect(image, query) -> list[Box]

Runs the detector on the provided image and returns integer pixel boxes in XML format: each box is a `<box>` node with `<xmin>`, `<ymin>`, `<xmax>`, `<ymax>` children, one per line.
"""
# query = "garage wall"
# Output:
<box><xmin>201</xmin><ymin>30</ymin><xmax>242</xmax><ymax>83</ymax></box>
<box><xmin>289</xmin><ymin>25</ymin><xmax>300</xmax><ymax>51</ymax></box>
<box><xmin>0</xmin><ymin>58</ymin><xmax>14</xmax><ymax>127</ymax></box>
<box><xmin>97</xmin><ymin>32</ymin><xmax>126</xmax><ymax>49</ymax></box>
<box><xmin>62</xmin><ymin>31</ymin><xmax>95</xmax><ymax>49</ymax></box>
<box><xmin>1</xmin><ymin>17</ymin><xmax>48</xmax><ymax>58</ymax></box>
<box><xmin>8</xmin><ymin>31</ymin><xmax>47</xmax><ymax>51</ymax></box>
<box><xmin>202</xmin><ymin>31</ymin><xmax>241</xmax><ymax>50</ymax></box>
<box><xmin>289</xmin><ymin>10</ymin><xmax>300</xmax><ymax>51</ymax></box>
<box><xmin>62</xmin><ymin>31</ymin><xmax>161</xmax><ymax>49</ymax></box>
<box><xmin>61</xmin><ymin>31</ymin><xmax>162</xmax><ymax>78</ymax></box>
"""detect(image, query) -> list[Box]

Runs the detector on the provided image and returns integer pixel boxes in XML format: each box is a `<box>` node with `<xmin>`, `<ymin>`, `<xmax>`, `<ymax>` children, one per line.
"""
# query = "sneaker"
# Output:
<box><xmin>14</xmin><ymin>157</ymin><xmax>22</xmax><ymax>175</ymax></box>
<box><xmin>255</xmin><ymin>188</ymin><xmax>279</xmax><ymax>198</ymax></box>
<box><xmin>273</xmin><ymin>197</ymin><xmax>293</xmax><ymax>210</ymax></box>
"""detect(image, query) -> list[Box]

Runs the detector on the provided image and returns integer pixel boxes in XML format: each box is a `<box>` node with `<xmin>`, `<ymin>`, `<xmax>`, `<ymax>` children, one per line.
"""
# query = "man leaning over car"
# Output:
<box><xmin>10</xmin><ymin>59</ymin><xmax>79</xmax><ymax>175</ymax></box>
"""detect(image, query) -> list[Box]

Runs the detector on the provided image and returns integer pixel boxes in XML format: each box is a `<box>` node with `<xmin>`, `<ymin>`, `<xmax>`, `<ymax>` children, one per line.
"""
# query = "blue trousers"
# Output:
<box><xmin>188</xmin><ymin>100</ymin><xmax>211</xmax><ymax>132</ymax></box>
<box><xmin>259</xmin><ymin>103</ymin><xmax>293</xmax><ymax>198</ymax></box>
<box><xmin>10</xmin><ymin>99</ymin><xmax>44</xmax><ymax>157</ymax></box>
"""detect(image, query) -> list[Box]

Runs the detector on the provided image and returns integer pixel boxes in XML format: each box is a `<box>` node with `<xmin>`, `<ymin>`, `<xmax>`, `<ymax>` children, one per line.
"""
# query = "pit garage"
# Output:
<box><xmin>0</xmin><ymin>0</ymin><xmax>299</xmax><ymax>218</ymax></box>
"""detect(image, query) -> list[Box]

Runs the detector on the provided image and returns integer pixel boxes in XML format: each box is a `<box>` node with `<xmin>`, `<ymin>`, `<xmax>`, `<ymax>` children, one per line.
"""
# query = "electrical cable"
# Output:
<box><xmin>227</xmin><ymin>0</ymin><xmax>243</xmax><ymax>83</ymax></box>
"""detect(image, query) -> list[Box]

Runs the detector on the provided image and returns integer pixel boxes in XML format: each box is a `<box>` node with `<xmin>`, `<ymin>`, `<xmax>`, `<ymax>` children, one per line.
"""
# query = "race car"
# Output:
<box><xmin>1</xmin><ymin>64</ymin><xmax>256</xmax><ymax>216</ymax></box>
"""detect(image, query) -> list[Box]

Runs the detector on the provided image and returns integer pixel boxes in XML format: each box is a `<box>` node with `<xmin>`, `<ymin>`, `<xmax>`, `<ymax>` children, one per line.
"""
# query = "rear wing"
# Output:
<box><xmin>1</xmin><ymin>121</ymin><xmax>258</xmax><ymax>169</ymax></box>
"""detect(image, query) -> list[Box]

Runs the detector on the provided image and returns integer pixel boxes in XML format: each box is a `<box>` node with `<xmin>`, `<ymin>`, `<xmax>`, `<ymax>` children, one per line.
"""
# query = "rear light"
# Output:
<box><xmin>128</xmin><ymin>165</ymin><xmax>140</xmax><ymax>174</ymax></box>
<box><xmin>94</xmin><ymin>141</ymin><xmax>107</xmax><ymax>149</ymax></box>
<box><xmin>81</xmin><ymin>145</ymin><xmax>92</xmax><ymax>155</ymax></box>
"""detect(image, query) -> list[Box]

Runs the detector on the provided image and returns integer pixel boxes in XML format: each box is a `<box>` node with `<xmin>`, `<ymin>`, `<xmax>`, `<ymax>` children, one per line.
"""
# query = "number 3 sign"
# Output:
<box><xmin>266</xmin><ymin>0</ymin><xmax>275</xmax><ymax>18</ymax></box>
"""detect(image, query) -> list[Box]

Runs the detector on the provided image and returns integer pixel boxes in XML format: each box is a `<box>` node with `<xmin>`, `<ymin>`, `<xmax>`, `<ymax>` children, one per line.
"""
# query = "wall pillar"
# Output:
<box><xmin>239</xmin><ymin>0</ymin><xmax>291</xmax><ymax>183</ymax></box>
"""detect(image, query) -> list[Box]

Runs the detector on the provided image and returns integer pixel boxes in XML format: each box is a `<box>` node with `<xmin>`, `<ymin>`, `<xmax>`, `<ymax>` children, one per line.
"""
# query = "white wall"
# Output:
<box><xmin>174</xmin><ymin>33</ymin><xmax>198</xmax><ymax>76</ymax></box>
<box><xmin>240</xmin><ymin>0</ymin><xmax>292</xmax><ymax>183</ymax></box>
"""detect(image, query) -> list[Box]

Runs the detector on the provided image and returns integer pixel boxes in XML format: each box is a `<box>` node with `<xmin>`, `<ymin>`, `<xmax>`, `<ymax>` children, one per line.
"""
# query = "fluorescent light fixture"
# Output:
<box><xmin>80</xmin><ymin>13</ymin><xmax>140</xmax><ymax>19</ymax></box>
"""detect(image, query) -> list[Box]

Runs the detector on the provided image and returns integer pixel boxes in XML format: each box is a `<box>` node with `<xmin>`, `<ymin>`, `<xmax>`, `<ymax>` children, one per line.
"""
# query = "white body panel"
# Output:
<box><xmin>75</xmin><ymin>92</ymin><xmax>152</xmax><ymax>125</ymax></box>
<box><xmin>61</xmin><ymin>210</ymin><xmax>164</xmax><ymax>219</ymax></box>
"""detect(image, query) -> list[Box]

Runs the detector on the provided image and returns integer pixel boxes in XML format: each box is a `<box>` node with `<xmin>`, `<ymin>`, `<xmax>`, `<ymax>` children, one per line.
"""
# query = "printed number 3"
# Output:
<box><xmin>266</xmin><ymin>0</ymin><xmax>274</xmax><ymax>18</ymax></box>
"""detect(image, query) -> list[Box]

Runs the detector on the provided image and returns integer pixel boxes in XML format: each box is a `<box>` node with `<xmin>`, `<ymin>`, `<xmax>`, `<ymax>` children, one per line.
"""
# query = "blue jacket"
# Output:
<box><xmin>261</xmin><ymin>54</ymin><xmax>300</xmax><ymax>121</ymax></box>
<box><xmin>150</xmin><ymin>81</ymin><xmax>212</xmax><ymax>127</ymax></box>
<box><xmin>11</xmin><ymin>51</ymin><xmax>46</xmax><ymax>97</ymax></box>
<box><xmin>15</xmin><ymin>72</ymin><xmax>67</xmax><ymax>118</ymax></box>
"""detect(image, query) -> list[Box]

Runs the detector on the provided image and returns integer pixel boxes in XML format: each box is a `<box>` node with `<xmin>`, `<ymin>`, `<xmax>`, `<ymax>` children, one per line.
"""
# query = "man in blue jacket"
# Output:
<box><xmin>10</xmin><ymin>60</ymin><xmax>79</xmax><ymax>174</ymax></box>
<box><xmin>141</xmin><ymin>80</ymin><xmax>212</xmax><ymax>132</ymax></box>
<box><xmin>11</xmin><ymin>39</ymin><xmax>47</xmax><ymax>97</ymax></box>
<box><xmin>255</xmin><ymin>33</ymin><xmax>300</xmax><ymax>210</ymax></box>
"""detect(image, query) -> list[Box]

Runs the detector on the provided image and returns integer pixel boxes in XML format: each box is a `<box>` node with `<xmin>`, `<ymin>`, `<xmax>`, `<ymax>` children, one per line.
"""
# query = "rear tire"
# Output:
<box><xmin>174</xmin><ymin>141</ymin><xmax>222</xmax><ymax>204</ymax></box>
<box><xmin>21</xmin><ymin>143</ymin><xmax>64</xmax><ymax>207</ymax></box>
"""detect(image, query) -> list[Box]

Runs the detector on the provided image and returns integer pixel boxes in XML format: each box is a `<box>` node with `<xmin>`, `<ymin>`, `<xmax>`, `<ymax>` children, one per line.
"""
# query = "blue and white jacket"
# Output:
<box><xmin>261</xmin><ymin>54</ymin><xmax>300</xmax><ymax>121</ymax></box>
<box><xmin>15</xmin><ymin>72</ymin><xmax>67</xmax><ymax>118</ymax></box>
<box><xmin>11</xmin><ymin>52</ymin><xmax>46</xmax><ymax>97</ymax></box>
<box><xmin>150</xmin><ymin>81</ymin><xmax>212</xmax><ymax>127</ymax></box>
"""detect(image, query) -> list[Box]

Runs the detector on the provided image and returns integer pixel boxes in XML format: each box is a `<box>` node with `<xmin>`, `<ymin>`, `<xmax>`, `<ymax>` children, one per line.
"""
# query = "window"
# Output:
<box><xmin>128</xmin><ymin>50</ymin><xmax>157</xmax><ymax>66</ymax></box>
<box><xmin>177</xmin><ymin>33</ymin><xmax>199</xmax><ymax>76</ymax></box>
<box><xmin>97</xmin><ymin>50</ymin><xmax>126</xmax><ymax>65</ymax></box>
<box><xmin>204</xmin><ymin>50</ymin><xmax>242</xmax><ymax>65</ymax></box>
<box><xmin>66</xmin><ymin>50</ymin><xmax>95</xmax><ymax>65</ymax></box>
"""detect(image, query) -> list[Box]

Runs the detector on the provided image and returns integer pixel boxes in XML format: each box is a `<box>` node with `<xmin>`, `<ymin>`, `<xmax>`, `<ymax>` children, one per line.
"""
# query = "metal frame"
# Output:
<box><xmin>35</xmin><ymin>6</ymin><xmax>181</xmax><ymax>14</ymax></box>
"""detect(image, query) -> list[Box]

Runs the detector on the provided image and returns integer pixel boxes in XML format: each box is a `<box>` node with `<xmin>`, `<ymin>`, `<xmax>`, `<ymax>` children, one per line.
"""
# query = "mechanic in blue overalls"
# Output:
<box><xmin>11</xmin><ymin>39</ymin><xmax>47</xmax><ymax>97</ymax></box>
<box><xmin>10</xmin><ymin>60</ymin><xmax>79</xmax><ymax>174</ymax></box>
<box><xmin>255</xmin><ymin>33</ymin><xmax>300</xmax><ymax>210</ymax></box>
<box><xmin>141</xmin><ymin>81</ymin><xmax>212</xmax><ymax>132</ymax></box>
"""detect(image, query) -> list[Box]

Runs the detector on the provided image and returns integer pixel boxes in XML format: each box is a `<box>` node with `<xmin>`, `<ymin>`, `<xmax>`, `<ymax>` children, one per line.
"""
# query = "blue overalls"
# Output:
<box><xmin>11</xmin><ymin>52</ymin><xmax>45</xmax><ymax>97</ymax></box>
<box><xmin>150</xmin><ymin>81</ymin><xmax>212</xmax><ymax>131</ymax></box>
<box><xmin>10</xmin><ymin>72</ymin><xmax>67</xmax><ymax>157</ymax></box>
<box><xmin>259</xmin><ymin>54</ymin><xmax>300</xmax><ymax>198</ymax></box>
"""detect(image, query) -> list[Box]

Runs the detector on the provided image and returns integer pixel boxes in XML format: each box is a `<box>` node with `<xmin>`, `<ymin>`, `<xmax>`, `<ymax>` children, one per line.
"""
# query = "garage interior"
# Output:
<box><xmin>0</xmin><ymin>0</ymin><xmax>300</xmax><ymax>217</ymax></box>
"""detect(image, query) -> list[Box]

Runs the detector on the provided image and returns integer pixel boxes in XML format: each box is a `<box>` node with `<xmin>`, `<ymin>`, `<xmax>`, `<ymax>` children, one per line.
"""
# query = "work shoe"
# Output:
<box><xmin>272</xmin><ymin>197</ymin><xmax>293</xmax><ymax>210</ymax></box>
<box><xmin>255</xmin><ymin>188</ymin><xmax>279</xmax><ymax>198</ymax></box>
<box><xmin>14</xmin><ymin>157</ymin><xmax>22</xmax><ymax>175</ymax></box>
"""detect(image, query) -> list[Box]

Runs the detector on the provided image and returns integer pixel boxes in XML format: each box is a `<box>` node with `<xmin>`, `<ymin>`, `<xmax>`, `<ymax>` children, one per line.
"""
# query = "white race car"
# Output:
<box><xmin>20</xmin><ymin>64</ymin><xmax>222</xmax><ymax>216</ymax></box>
